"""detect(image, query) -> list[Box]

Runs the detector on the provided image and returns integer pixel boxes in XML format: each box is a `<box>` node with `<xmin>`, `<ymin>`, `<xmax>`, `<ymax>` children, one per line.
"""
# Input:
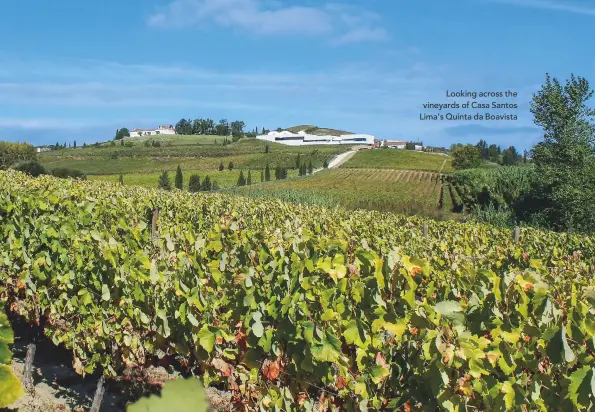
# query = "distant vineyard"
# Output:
<box><xmin>341</xmin><ymin>149</ymin><xmax>454</xmax><ymax>173</ymax></box>
<box><xmin>2</xmin><ymin>170</ymin><xmax>595</xmax><ymax>410</ymax></box>
<box><xmin>232</xmin><ymin>168</ymin><xmax>452</xmax><ymax>218</ymax></box>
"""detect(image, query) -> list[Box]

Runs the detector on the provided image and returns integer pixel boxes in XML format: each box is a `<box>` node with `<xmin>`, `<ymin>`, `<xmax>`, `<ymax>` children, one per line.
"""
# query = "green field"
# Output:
<box><xmin>342</xmin><ymin>149</ymin><xmax>454</xmax><ymax>173</ymax></box>
<box><xmin>39</xmin><ymin>137</ymin><xmax>346</xmax><ymax>176</ymax></box>
<box><xmin>231</xmin><ymin>168</ymin><xmax>457</xmax><ymax>218</ymax></box>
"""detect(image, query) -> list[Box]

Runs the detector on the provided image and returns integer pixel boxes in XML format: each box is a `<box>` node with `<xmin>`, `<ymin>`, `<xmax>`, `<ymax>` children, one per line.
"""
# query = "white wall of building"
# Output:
<box><xmin>256</xmin><ymin>130</ymin><xmax>374</xmax><ymax>146</ymax></box>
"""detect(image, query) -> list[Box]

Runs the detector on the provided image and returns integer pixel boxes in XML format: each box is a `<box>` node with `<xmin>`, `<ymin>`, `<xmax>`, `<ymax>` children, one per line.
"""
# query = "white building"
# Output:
<box><xmin>256</xmin><ymin>130</ymin><xmax>374</xmax><ymax>146</ymax></box>
<box><xmin>130</xmin><ymin>125</ymin><xmax>176</xmax><ymax>137</ymax></box>
<box><xmin>35</xmin><ymin>146</ymin><xmax>52</xmax><ymax>153</ymax></box>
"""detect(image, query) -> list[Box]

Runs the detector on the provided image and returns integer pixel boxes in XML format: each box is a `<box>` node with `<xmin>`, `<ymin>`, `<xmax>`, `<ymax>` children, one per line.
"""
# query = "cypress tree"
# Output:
<box><xmin>175</xmin><ymin>165</ymin><xmax>183</xmax><ymax>190</ymax></box>
<box><xmin>247</xmin><ymin>170</ymin><xmax>252</xmax><ymax>185</ymax></box>
<box><xmin>74</xmin><ymin>140</ymin><xmax>77</xmax><ymax>148</ymax></box>
<box><xmin>228</xmin><ymin>161</ymin><xmax>234</xmax><ymax>170</ymax></box>
<box><xmin>265</xmin><ymin>164</ymin><xmax>271</xmax><ymax>181</ymax></box>
<box><xmin>201</xmin><ymin>176</ymin><xmax>211</xmax><ymax>191</ymax></box>
<box><xmin>260</xmin><ymin>169</ymin><xmax>264</xmax><ymax>182</ymax></box>
<box><xmin>119</xmin><ymin>173</ymin><xmax>124</xmax><ymax>184</ymax></box>
<box><xmin>158</xmin><ymin>171</ymin><xmax>171</xmax><ymax>190</ymax></box>
<box><xmin>188</xmin><ymin>174</ymin><xmax>201</xmax><ymax>192</ymax></box>
<box><xmin>237</xmin><ymin>171</ymin><xmax>246</xmax><ymax>186</ymax></box>
<box><xmin>308</xmin><ymin>160</ymin><xmax>313</xmax><ymax>175</ymax></box>
<box><xmin>296</xmin><ymin>154</ymin><xmax>301</xmax><ymax>169</ymax></box>
<box><xmin>265</xmin><ymin>144</ymin><xmax>269</xmax><ymax>154</ymax></box>
<box><xmin>275</xmin><ymin>165</ymin><xmax>282</xmax><ymax>180</ymax></box>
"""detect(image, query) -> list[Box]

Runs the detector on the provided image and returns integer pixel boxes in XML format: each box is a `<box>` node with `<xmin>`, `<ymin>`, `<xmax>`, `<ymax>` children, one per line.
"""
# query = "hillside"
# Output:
<box><xmin>342</xmin><ymin>148</ymin><xmax>454</xmax><ymax>173</ymax></box>
<box><xmin>285</xmin><ymin>125</ymin><xmax>354</xmax><ymax>136</ymax></box>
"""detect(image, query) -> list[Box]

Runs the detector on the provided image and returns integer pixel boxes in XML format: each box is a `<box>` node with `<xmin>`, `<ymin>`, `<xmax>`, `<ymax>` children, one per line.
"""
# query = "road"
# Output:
<box><xmin>313</xmin><ymin>150</ymin><xmax>356</xmax><ymax>174</ymax></box>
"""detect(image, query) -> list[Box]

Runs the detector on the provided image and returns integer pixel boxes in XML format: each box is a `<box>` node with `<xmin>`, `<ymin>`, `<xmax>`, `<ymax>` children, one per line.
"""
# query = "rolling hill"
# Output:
<box><xmin>285</xmin><ymin>125</ymin><xmax>354</xmax><ymax>136</ymax></box>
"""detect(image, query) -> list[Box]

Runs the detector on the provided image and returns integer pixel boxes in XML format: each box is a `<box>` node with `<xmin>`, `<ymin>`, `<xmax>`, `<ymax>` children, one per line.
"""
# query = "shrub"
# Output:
<box><xmin>158</xmin><ymin>171</ymin><xmax>171</xmax><ymax>190</ymax></box>
<box><xmin>188</xmin><ymin>174</ymin><xmax>201</xmax><ymax>192</ymax></box>
<box><xmin>50</xmin><ymin>168</ymin><xmax>87</xmax><ymax>180</ymax></box>
<box><xmin>12</xmin><ymin>160</ymin><xmax>47</xmax><ymax>177</ymax></box>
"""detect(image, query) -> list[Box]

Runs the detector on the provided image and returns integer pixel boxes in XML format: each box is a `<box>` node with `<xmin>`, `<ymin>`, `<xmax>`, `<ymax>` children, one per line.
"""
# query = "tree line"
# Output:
<box><xmin>450</xmin><ymin>140</ymin><xmax>528</xmax><ymax>170</ymax></box>
<box><xmin>173</xmin><ymin>119</ymin><xmax>269</xmax><ymax>138</ymax></box>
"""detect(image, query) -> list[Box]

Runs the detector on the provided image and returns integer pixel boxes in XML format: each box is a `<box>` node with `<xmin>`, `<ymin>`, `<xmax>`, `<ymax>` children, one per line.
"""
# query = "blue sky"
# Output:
<box><xmin>1</xmin><ymin>0</ymin><xmax>594</xmax><ymax>150</ymax></box>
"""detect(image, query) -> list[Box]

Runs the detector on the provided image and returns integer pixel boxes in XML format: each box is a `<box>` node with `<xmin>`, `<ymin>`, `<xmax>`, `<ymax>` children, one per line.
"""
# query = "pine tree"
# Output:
<box><xmin>255</xmin><ymin>126</ymin><xmax>259</xmax><ymax>135</ymax></box>
<box><xmin>237</xmin><ymin>171</ymin><xmax>246</xmax><ymax>186</ymax></box>
<box><xmin>74</xmin><ymin>140</ymin><xmax>77</xmax><ymax>148</ymax></box>
<box><xmin>296</xmin><ymin>154</ymin><xmax>301</xmax><ymax>169</ymax></box>
<box><xmin>265</xmin><ymin>164</ymin><xmax>271</xmax><ymax>181</ymax></box>
<box><xmin>247</xmin><ymin>170</ymin><xmax>252</xmax><ymax>185</ymax></box>
<box><xmin>260</xmin><ymin>170</ymin><xmax>264</xmax><ymax>182</ymax></box>
<box><xmin>188</xmin><ymin>174</ymin><xmax>201</xmax><ymax>192</ymax></box>
<box><xmin>323</xmin><ymin>158</ymin><xmax>329</xmax><ymax>168</ymax></box>
<box><xmin>158</xmin><ymin>171</ymin><xmax>171</xmax><ymax>190</ymax></box>
<box><xmin>308</xmin><ymin>160</ymin><xmax>313</xmax><ymax>175</ymax></box>
<box><xmin>228</xmin><ymin>161</ymin><xmax>234</xmax><ymax>170</ymax></box>
<box><xmin>119</xmin><ymin>173</ymin><xmax>124</xmax><ymax>184</ymax></box>
<box><xmin>175</xmin><ymin>165</ymin><xmax>183</xmax><ymax>190</ymax></box>
<box><xmin>275</xmin><ymin>165</ymin><xmax>282</xmax><ymax>180</ymax></box>
<box><xmin>219</xmin><ymin>161</ymin><xmax>224</xmax><ymax>171</ymax></box>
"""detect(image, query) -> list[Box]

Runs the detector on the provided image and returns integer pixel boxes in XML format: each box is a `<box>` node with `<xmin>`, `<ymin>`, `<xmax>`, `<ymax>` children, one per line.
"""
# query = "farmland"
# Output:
<box><xmin>231</xmin><ymin>168</ymin><xmax>458</xmax><ymax>219</ymax></box>
<box><xmin>38</xmin><ymin>137</ymin><xmax>345</xmax><ymax>176</ymax></box>
<box><xmin>1</xmin><ymin>170</ymin><xmax>594</xmax><ymax>410</ymax></box>
<box><xmin>342</xmin><ymin>149</ymin><xmax>454</xmax><ymax>173</ymax></box>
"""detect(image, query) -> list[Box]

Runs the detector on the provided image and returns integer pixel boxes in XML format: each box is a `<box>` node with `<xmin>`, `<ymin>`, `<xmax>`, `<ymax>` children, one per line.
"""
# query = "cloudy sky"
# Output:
<box><xmin>1</xmin><ymin>0</ymin><xmax>594</xmax><ymax>149</ymax></box>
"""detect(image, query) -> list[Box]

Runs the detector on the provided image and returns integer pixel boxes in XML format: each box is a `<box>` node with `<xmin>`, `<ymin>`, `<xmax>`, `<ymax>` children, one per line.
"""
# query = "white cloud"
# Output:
<box><xmin>331</xmin><ymin>27</ymin><xmax>388</xmax><ymax>45</ymax></box>
<box><xmin>148</xmin><ymin>0</ymin><xmax>388</xmax><ymax>44</ymax></box>
<box><xmin>486</xmin><ymin>0</ymin><xmax>595</xmax><ymax>16</ymax></box>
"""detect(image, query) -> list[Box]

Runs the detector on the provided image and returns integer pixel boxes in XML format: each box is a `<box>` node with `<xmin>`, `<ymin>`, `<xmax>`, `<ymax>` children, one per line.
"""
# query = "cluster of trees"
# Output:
<box><xmin>157</xmin><ymin>166</ymin><xmax>218</xmax><ymax>192</ymax></box>
<box><xmin>518</xmin><ymin>73</ymin><xmax>595</xmax><ymax>233</ymax></box>
<box><xmin>451</xmin><ymin>140</ymin><xmax>529</xmax><ymax>170</ymax></box>
<box><xmin>174</xmin><ymin>118</ymin><xmax>250</xmax><ymax>138</ymax></box>
<box><xmin>0</xmin><ymin>142</ymin><xmax>37</xmax><ymax>169</ymax></box>
<box><xmin>12</xmin><ymin>160</ymin><xmax>86</xmax><ymax>180</ymax></box>
<box><xmin>296</xmin><ymin>154</ymin><xmax>314</xmax><ymax>176</ymax></box>
<box><xmin>114</xmin><ymin>128</ymin><xmax>131</xmax><ymax>140</ymax></box>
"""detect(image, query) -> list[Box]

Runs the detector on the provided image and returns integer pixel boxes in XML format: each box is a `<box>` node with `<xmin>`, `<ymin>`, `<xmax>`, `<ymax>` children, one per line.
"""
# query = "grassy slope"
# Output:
<box><xmin>39</xmin><ymin>137</ymin><xmax>346</xmax><ymax>176</ymax></box>
<box><xmin>341</xmin><ymin>149</ymin><xmax>454</xmax><ymax>173</ymax></box>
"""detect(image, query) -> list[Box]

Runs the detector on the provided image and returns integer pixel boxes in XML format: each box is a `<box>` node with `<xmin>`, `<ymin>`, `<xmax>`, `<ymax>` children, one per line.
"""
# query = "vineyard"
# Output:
<box><xmin>232</xmin><ymin>168</ymin><xmax>453</xmax><ymax>218</ymax></box>
<box><xmin>340</xmin><ymin>149</ymin><xmax>454</xmax><ymax>173</ymax></box>
<box><xmin>1</xmin><ymin>170</ymin><xmax>595</xmax><ymax>410</ymax></box>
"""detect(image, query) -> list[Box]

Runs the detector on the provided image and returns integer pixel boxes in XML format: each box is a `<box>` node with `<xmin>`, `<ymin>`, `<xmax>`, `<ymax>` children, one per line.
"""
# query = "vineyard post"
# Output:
<box><xmin>514</xmin><ymin>226</ymin><xmax>520</xmax><ymax>243</ymax></box>
<box><xmin>90</xmin><ymin>375</ymin><xmax>105</xmax><ymax>412</ymax></box>
<box><xmin>423</xmin><ymin>223</ymin><xmax>428</xmax><ymax>238</ymax></box>
<box><xmin>23</xmin><ymin>343</ymin><xmax>36</xmax><ymax>391</ymax></box>
<box><xmin>152</xmin><ymin>207</ymin><xmax>159</xmax><ymax>238</ymax></box>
